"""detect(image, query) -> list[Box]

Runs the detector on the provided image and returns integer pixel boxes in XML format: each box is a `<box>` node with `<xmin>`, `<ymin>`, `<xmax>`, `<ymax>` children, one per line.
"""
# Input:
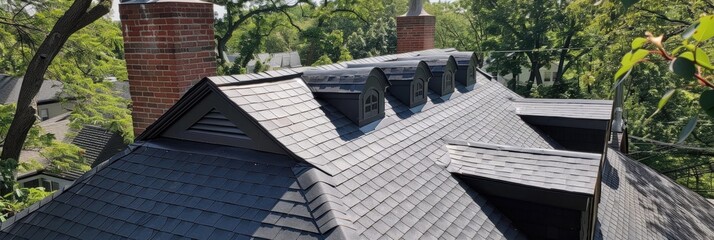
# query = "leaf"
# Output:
<box><xmin>677</xmin><ymin>116</ymin><xmax>698</xmax><ymax>144</ymax></box>
<box><xmin>649</xmin><ymin>89</ymin><xmax>676</xmax><ymax>118</ymax></box>
<box><xmin>692</xmin><ymin>15</ymin><xmax>714</xmax><ymax>42</ymax></box>
<box><xmin>670</xmin><ymin>46</ymin><xmax>686</xmax><ymax>56</ymax></box>
<box><xmin>614</xmin><ymin>63</ymin><xmax>632</xmax><ymax>80</ymax></box>
<box><xmin>631</xmin><ymin>37</ymin><xmax>647</xmax><ymax>50</ymax></box>
<box><xmin>682</xmin><ymin>21</ymin><xmax>700</xmax><ymax>39</ymax></box>
<box><xmin>679</xmin><ymin>49</ymin><xmax>714</xmax><ymax>70</ymax></box>
<box><xmin>670</xmin><ymin>58</ymin><xmax>696</xmax><ymax>79</ymax></box>
<box><xmin>620</xmin><ymin>49</ymin><xmax>649</xmax><ymax>65</ymax></box>
<box><xmin>611</xmin><ymin>68</ymin><xmax>632</xmax><ymax>91</ymax></box>
<box><xmin>699</xmin><ymin>90</ymin><xmax>714</xmax><ymax>118</ymax></box>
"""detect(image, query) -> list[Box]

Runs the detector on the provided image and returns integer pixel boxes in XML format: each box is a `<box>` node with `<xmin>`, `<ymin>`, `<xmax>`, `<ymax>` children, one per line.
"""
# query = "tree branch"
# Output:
<box><xmin>331</xmin><ymin>8</ymin><xmax>368</xmax><ymax>24</ymax></box>
<box><xmin>634</xmin><ymin>7</ymin><xmax>691</xmax><ymax>26</ymax></box>
<box><xmin>72</xmin><ymin>0</ymin><xmax>112</xmax><ymax>33</ymax></box>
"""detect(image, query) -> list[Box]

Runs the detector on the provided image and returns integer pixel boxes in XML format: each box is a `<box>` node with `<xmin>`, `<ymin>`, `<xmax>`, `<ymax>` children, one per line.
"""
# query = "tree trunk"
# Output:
<box><xmin>555</xmin><ymin>21</ymin><xmax>575</xmax><ymax>86</ymax></box>
<box><xmin>0</xmin><ymin>0</ymin><xmax>110</xmax><ymax>191</ymax></box>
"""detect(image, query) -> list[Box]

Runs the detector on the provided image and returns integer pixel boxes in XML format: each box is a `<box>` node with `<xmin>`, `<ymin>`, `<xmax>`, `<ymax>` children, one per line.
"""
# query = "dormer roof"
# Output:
<box><xmin>302</xmin><ymin>67</ymin><xmax>390</xmax><ymax>94</ymax></box>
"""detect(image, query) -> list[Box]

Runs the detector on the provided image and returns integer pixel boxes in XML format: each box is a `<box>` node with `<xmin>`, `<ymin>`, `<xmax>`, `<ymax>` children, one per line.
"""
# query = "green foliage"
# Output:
<box><xmin>312</xmin><ymin>54</ymin><xmax>334</xmax><ymax>66</ymax></box>
<box><xmin>0</xmin><ymin>104</ymin><xmax>53</xmax><ymax>149</ymax></box>
<box><xmin>338</xmin><ymin>47</ymin><xmax>353</xmax><ymax>62</ymax></box>
<box><xmin>41</xmin><ymin>141</ymin><xmax>89</xmax><ymax>174</ymax></box>
<box><xmin>0</xmin><ymin>185</ymin><xmax>53</xmax><ymax>222</ymax></box>
<box><xmin>0</xmin><ymin>0</ymin><xmax>132</xmax><ymax>142</ymax></box>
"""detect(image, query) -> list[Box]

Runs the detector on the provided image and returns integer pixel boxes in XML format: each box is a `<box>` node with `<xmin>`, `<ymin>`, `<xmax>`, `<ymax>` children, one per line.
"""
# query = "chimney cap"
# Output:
<box><xmin>403</xmin><ymin>0</ymin><xmax>430</xmax><ymax>16</ymax></box>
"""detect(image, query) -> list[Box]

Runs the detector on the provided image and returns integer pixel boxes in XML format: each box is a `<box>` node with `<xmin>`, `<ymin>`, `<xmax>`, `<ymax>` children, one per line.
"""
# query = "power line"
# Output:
<box><xmin>629</xmin><ymin>135</ymin><xmax>714</xmax><ymax>153</ymax></box>
<box><xmin>476</xmin><ymin>47</ymin><xmax>594</xmax><ymax>54</ymax></box>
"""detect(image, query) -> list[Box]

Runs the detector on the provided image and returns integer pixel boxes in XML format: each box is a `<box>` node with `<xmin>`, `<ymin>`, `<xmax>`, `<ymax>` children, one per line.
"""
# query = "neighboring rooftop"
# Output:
<box><xmin>0</xmin><ymin>75</ymin><xmax>63</xmax><ymax>104</ymax></box>
<box><xmin>227</xmin><ymin>51</ymin><xmax>302</xmax><ymax>73</ymax></box>
<box><xmin>18</xmin><ymin>123</ymin><xmax>127</xmax><ymax>182</ymax></box>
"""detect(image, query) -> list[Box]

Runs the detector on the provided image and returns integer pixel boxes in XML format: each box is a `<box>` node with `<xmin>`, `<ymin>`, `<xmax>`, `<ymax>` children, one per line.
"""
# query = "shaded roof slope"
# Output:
<box><xmin>0</xmin><ymin>139</ymin><xmax>354</xmax><ymax>239</ymax></box>
<box><xmin>446</xmin><ymin>140</ymin><xmax>601</xmax><ymax>195</ymax></box>
<box><xmin>596</xmin><ymin>148</ymin><xmax>714</xmax><ymax>239</ymax></box>
<box><xmin>513</xmin><ymin>98</ymin><xmax>613</xmax><ymax>120</ymax></box>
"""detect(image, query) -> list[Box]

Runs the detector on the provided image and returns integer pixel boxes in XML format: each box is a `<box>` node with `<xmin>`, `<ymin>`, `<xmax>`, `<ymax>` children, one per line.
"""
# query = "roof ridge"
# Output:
<box><xmin>445</xmin><ymin>139</ymin><xmax>602</xmax><ymax>160</ymax></box>
<box><xmin>292</xmin><ymin>164</ymin><xmax>358</xmax><ymax>239</ymax></box>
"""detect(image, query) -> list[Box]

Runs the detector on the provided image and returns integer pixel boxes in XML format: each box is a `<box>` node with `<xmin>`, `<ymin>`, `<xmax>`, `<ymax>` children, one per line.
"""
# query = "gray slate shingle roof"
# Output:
<box><xmin>445</xmin><ymin>140</ymin><xmax>601</xmax><ymax>195</ymax></box>
<box><xmin>214</xmin><ymin>59</ymin><xmax>555</xmax><ymax>238</ymax></box>
<box><xmin>6</xmin><ymin>48</ymin><xmax>712</xmax><ymax>239</ymax></box>
<box><xmin>513</xmin><ymin>98</ymin><xmax>613</xmax><ymax>120</ymax></box>
<box><xmin>1</xmin><ymin>139</ymin><xmax>350</xmax><ymax>239</ymax></box>
<box><xmin>596</xmin><ymin>148</ymin><xmax>714</xmax><ymax>239</ymax></box>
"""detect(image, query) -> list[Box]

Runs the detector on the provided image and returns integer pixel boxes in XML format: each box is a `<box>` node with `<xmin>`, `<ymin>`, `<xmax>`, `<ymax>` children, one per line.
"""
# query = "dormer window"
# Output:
<box><xmin>443</xmin><ymin>70</ymin><xmax>453</xmax><ymax>90</ymax></box>
<box><xmin>364</xmin><ymin>88</ymin><xmax>379</xmax><ymax>118</ymax></box>
<box><xmin>303</xmin><ymin>67</ymin><xmax>390</xmax><ymax>126</ymax></box>
<box><xmin>413</xmin><ymin>79</ymin><xmax>425</xmax><ymax>103</ymax></box>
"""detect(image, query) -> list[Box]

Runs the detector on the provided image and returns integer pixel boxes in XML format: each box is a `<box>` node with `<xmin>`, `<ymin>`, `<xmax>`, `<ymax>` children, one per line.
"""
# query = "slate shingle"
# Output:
<box><xmin>0</xmin><ymin>140</ymin><xmax>325</xmax><ymax>239</ymax></box>
<box><xmin>595</xmin><ymin>148</ymin><xmax>714</xmax><ymax>239</ymax></box>
<box><xmin>445</xmin><ymin>140</ymin><xmax>602</xmax><ymax>195</ymax></box>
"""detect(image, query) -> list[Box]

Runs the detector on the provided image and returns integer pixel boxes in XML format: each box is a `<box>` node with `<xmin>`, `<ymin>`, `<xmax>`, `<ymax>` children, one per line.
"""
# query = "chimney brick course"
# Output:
<box><xmin>396</xmin><ymin>15</ymin><xmax>436</xmax><ymax>53</ymax></box>
<box><xmin>119</xmin><ymin>0</ymin><xmax>216</xmax><ymax>135</ymax></box>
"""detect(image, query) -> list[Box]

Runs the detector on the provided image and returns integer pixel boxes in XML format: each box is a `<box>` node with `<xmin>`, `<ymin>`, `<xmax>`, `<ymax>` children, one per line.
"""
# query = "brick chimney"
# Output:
<box><xmin>119</xmin><ymin>0</ymin><xmax>216</xmax><ymax>135</ymax></box>
<box><xmin>396</xmin><ymin>0</ymin><xmax>435</xmax><ymax>53</ymax></box>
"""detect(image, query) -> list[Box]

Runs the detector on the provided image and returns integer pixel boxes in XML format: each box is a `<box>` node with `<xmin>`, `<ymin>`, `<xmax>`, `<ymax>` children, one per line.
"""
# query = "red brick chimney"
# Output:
<box><xmin>119</xmin><ymin>0</ymin><xmax>216</xmax><ymax>135</ymax></box>
<box><xmin>397</xmin><ymin>0</ymin><xmax>435</xmax><ymax>53</ymax></box>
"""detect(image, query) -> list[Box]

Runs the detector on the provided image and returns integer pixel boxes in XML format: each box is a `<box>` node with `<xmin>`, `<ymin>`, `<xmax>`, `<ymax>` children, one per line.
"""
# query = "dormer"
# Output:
<box><xmin>414</xmin><ymin>52</ymin><xmax>478</xmax><ymax>87</ymax></box>
<box><xmin>395</xmin><ymin>56</ymin><xmax>457</xmax><ymax>96</ymax></box>
<box><xmin>347</xmin><ymin>61</ymin><xmax>432</xmax><ymax>108</ymax></box>
<box><xmin>303</xmin><ymin>68</ymin><xmax>390</xmax><ymax>127</ymax></box>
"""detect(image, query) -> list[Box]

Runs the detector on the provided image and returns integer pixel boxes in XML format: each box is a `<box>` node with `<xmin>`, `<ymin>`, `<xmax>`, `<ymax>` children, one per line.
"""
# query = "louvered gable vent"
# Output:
<box><xmin>156</xmin><ymin>85</ymin><xmax>287</xmax><ymax>155</ymax></box>
<box><xmin>188</xmin><ymin>109</ymin><xmax>250</xmax><ymax>140</ymax></box>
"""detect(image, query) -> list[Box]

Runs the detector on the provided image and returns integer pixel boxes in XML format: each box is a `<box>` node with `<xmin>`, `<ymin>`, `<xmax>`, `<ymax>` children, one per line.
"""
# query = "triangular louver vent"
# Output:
<box><xmin>188</xmin><ymin>109</ymin><xmax>250</xmax><ymax>140</ymax></box>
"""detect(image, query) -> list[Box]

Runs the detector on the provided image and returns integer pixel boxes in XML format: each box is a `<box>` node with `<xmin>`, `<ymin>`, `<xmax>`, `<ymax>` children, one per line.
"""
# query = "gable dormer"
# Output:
<box><xmin>395</xmin><ymin>56</ymin><xmax>457</xmax><ymax>96</ymax></box>
<box><xmin>303</xmin><ymin>68</ymin><xmax>390</xmax><ymax>127</ymax></box>
<box><xmin>415</xmin><ymin>52</ymin><xmax>479</xmax><ymax>87</ymax></box>
<box><xmin>347</xmin><ymin>61</ymin><xmax>432</xmax><ymax>108</ymax></box>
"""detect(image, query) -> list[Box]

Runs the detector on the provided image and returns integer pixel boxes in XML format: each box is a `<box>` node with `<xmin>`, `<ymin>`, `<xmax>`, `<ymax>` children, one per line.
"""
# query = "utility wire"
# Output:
<box><xmin>476</xmin><ymin>47</ymin><xmax>594</xmax><ymax>54</ymax></box>
<box><xmin>629</xmin><ymin>135</ymin><xmax>714</xmax><ymax>153</ymax></box>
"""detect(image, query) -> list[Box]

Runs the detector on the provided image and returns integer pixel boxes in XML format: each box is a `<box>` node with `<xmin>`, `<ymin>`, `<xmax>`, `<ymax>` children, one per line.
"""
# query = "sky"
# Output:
<box><xmin>110</xmin><ymin>0</ymin><xmax>455</xmax><ymax>21</ymax></box>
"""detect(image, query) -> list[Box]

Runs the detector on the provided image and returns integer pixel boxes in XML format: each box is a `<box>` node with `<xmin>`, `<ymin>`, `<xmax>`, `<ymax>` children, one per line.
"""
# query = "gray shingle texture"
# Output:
<box><xmin>513</xmin><ymin>98</ymin><xmax>613</xmax><ymax>120</ymax></box>
<box><xmin>214</xmin><ymin>55</ymin><xmax>555</xmax><ymax>238</ymax></box>
<box><xmin>446</xmin><ymin>140</ymin><xmax>601</xmax><ymax>195</ymax></box>
<box><xmin>0</xmin><ymin>140</ymin><xmax>335</xmax><ymax>239</ymax></box>
<box><xmin>595</xmin><ymin>148</ymin><xmax>714</xmax><ymax>239</ymax></box>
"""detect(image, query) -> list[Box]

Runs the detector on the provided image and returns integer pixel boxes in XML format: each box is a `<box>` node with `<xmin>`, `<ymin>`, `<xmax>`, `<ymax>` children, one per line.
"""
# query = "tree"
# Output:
<box><xmin>0</xmin><ymin>0</ymin><xmax>114</xmax><ymax>190</ymax></box>
<box><xmin>472</xmin><ymin>0</ymin><xmax>594</xmax><ymax>94</ymax></box>
<box><xmin>214</xmin><ymin>0</ymin><xmax>312</xmax><ymax>66</ymax></box>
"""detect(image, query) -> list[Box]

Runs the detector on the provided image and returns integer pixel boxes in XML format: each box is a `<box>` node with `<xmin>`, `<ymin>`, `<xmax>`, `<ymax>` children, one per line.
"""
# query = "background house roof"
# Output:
<box><xmin>0</xmin><ymin>75</ymin><xmax>63</xmax><ymax>104</ymax></box>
